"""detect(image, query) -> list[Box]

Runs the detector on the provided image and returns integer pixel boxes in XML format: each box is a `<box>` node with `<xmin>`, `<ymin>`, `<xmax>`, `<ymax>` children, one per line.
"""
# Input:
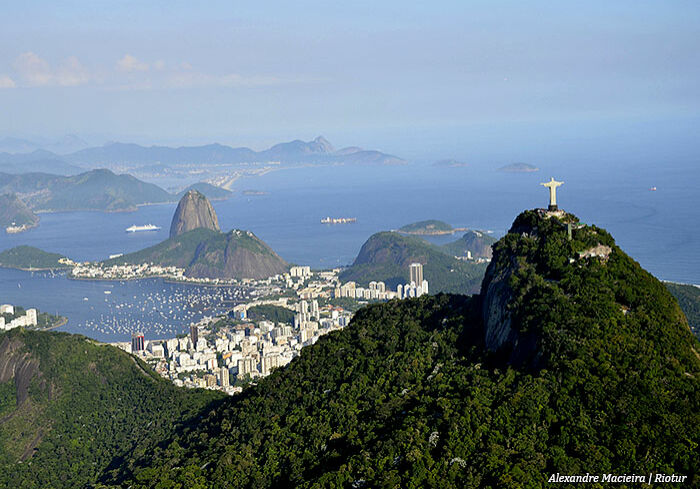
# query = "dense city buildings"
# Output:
<box><xmin>0</xmin><ymin>303</ymin><xmax>38</xmax><ymax>330</ymax></box>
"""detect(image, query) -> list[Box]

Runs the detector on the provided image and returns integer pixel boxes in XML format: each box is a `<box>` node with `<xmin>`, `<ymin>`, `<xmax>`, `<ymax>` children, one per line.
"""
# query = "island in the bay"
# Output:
<box><xmin>498</xmin><ymin>162</ymin><xmax>540</xmax><ymax>172</ymax></box>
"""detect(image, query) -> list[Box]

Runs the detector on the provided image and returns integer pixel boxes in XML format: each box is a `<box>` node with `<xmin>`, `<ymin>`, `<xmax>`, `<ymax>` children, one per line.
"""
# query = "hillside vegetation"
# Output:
<box><xmin>398</xmin><ymin>220</ymin><xmax>453</xmax><ymax>233</ymax></box>
<box><xmin>0</xmin><ymin>245</ymin><xmax>70</xmax><ymax>270</ymax></box>
<box><xmin>103</xmin><ymin>209</ymin><xmax>699</xmax><ymax>488</ymax></box>
<box><xmin>0</xmin><ymin>329</ymin><xmax>222</xmax><ymax>489</ymax></box>
<box><xmin>441</xmin><ymin>230</ymin><xmax>497</xmax><ymax>259</ymax></box>
<box><xmin>0</xmin><ymin>169</ymin><xmax>232</xmax><ymax>216</ymax></box>
<box><xmin>105</xmin><ymin>228</ymin><xmax>288</xmax><ymax>280</ymax></box>
<box><xmin>666</xmin><ymin>282</ymin><xmax>700</xmax><ymax>338</ymax></box>
<box><xmin>339</xmin><ymin>231</ymin><xmax>487</xmax><ymax>294</ymax></box>
<box><xmin>0</xmin><ymin>194</ymin><xmax>39</xmax><ymax>230</ymax></box>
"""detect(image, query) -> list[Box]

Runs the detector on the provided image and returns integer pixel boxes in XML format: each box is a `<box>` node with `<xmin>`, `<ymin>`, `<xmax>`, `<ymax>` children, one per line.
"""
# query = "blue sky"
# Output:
<box><xmin>1</xmin><ymin>1</ymin><xmax>699</xmax><ymax>159</ymax></box>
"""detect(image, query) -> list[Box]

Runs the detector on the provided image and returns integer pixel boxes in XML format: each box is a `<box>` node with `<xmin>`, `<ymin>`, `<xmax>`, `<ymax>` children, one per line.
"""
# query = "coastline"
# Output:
<box><xmin>0</xmin><ymin>264</ymin><xmax>71</xmax><ymax>272</ymax></box>
<box><xmin>5</xmin><ymin>220</ymin><xmax>40</xmax><ymax>234</ymax></box>
<box><xmin>68</xmin><ymin>273</ymin><xmax>243</xmax><ymax>288</ymax></box>
<box><xmin>43</xmin><ymin>316</ymin><xmax>68</xmax><ymax>331</ymax></box>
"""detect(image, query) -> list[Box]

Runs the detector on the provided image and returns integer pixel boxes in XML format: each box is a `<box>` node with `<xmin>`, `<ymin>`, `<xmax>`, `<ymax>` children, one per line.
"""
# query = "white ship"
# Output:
<box><xmin>320</xmin><ymin>216</ymin><xmax>357</xmax><ymax>224</ymax></box>
<box><xmin>126</xmin><ymin>224</ymin><xmax>161</xmax><ymax>233</ymax></box>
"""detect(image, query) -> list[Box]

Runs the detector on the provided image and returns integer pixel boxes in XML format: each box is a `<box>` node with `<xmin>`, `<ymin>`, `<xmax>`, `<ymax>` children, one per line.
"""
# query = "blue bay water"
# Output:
<box><xmin>1</xmin><ymin>160</ymin><xmax>698</xmax><ymax>341</ymax></box>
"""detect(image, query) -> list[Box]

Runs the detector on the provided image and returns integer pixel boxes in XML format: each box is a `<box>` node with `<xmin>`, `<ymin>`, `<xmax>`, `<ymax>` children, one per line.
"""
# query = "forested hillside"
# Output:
<box><xmin>102</xmin><ymin>209</ymin><xmax>700</xmax><ymax>488</ymax></box>
<box><xmin>0</xmin><ymin>330</ymin><xmax>222</xmax><ymax>489</ymax></box>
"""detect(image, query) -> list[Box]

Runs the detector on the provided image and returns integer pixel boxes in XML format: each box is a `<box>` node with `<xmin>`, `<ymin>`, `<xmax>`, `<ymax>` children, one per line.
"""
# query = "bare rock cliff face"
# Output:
<box><xmin>480</xmin><ymin>254</ymin><xmax>518</xmax><ymax>353</ymax></box>
<box><xmin>0</xmin><ymin>336</ymin><xmax>40</xmax><ymax>407</ymax></box>
<box><xmin>169</xmin><ymin>190</ymin><xmax>220</xmax><ymax>238</ymax></box>
<box><xmin>478</xmin><ymin>214</ymin><xmax>547</xmax><ymax>369</ymax></box>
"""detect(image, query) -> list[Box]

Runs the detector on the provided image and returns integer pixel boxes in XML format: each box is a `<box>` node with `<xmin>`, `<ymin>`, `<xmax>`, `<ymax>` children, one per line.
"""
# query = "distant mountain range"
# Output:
<box><xmin>0</xmin><ymin>136</ymin><xmax>405</xmax><ymax>175</ymax></box>
<box><xmin>0</xmin><ymin>194</ymin><xmax>39</xmax><ymax>231</ymax></box>
<box><xmin>0</xmin><ymin>150</ymin><xmax>85</xmax><ymax>175</ymax></box>
<box><xmin>0</xmin><ymin>135</ymin><xmax>90</xmax><ymax>155</ymax></box>
<box><xmin>0</xmin><ymin>169</ymin><xmax>232</xmax><ymax>233</ymax></box>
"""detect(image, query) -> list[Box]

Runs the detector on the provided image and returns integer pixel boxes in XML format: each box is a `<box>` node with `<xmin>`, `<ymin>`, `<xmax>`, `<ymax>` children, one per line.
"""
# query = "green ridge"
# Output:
<box><xmin>398</xmin><ymin>219</ymin><xmax>453</xmax><ymax>233</ymax></box>
<box><xmin>103</xmin><ymin>209</ymin><xmax>699</xmax><ymax>488</ymax></box>
<box><xmin>0</xmin><ymin>329</ymin><xmax>222</xmax><ymax>488</ymax></box>
<box><xmin>0</xmin><ymin>245</ymin><xmax>69</xmax><ymax>270</ymax></box>
<box><xmin>339</xmin><ymin>231</ymin><xmax>486</xmax><ymax>294</ymax></box>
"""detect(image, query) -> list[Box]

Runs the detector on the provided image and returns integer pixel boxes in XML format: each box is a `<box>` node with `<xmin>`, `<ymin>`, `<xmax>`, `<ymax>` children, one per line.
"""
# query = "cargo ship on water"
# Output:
<box><xmin>126</xmin><ymin>224</ymin><xmax>161</xmax><ymax>233</ymax></box>
<box><xmin>320</xmin><ymin>217</ymin><xmax>357</xmax><ymax>224</ymax></box>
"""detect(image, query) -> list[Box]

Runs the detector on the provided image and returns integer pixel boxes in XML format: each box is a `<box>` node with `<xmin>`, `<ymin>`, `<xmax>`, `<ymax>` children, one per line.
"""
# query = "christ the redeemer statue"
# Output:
<box><xmin>541</xmin><ymin>177</ymin><xmax>564</xmax><ymax>211</ymax></box>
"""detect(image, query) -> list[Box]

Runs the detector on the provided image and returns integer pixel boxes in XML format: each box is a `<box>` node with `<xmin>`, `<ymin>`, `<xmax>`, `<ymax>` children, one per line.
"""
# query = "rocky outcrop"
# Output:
<box><xmin>169</xmin><ymin>190</ymin><xmax>220</xmax><ymax>238</ymax></box>
<box><xmin>478</xmin><ymin>209</ymin><xmax>579</xmax><ymax>368</ymax></box>
<box><xmin>0</xmin><ymin>336</ymin><xmax>40</xmax><ymax>408</ymax></box>
<box><xmin>480</xmin><ymin>254</ymin><xmax>517</xmax><ymax>352</ymax></box>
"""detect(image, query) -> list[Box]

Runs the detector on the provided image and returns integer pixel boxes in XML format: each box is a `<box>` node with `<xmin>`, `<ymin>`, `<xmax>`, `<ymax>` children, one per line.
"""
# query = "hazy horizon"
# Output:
<box><xmin>2</xmin><ymin>1</ymin><xmax>699</xmax><ymax>162</ymax></box>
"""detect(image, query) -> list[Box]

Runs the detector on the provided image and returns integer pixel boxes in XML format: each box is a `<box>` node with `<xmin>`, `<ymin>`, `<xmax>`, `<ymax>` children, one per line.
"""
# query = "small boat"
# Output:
<box><xmin>649</xmin><ymin>187</ymin><xmax>657</xmax><ymax>191</ymax></box>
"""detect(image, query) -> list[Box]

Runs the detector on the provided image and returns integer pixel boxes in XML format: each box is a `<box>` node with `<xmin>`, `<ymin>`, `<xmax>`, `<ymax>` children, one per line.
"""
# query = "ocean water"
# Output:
<box><xmin>1</xmin><ymin>160</ymin><xmax>698</xmax><ymax>341</ymax></box>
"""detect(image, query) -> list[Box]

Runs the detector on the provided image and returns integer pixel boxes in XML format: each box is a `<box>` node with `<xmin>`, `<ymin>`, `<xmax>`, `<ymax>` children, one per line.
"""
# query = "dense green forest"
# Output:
<box><xmin>100</xmin><ymin>210</ymin><xmax>699</xmax><ymax>488</ymax></box>
<box><xmin>0</xmin><ymin>245</ymin><xmax>70</xmax><ymax>270</ymax></box>
<box><xmin>1</xmin><ymin>209</ymin><xmax>697</xmax><ymax>487</ymax></box>
<box><xmin>398</xmin><ymin>219</ymin><xmax>453</xmax><ymax>233</ymax></box>
<box><xmin>0</xmin><ymin>330</ymin><xmax>222</xmax><ymax>489</ymax></box>
<box><xmin>246</xmin><ymin>304</ymin><xmax>295</xmax><ymax>324</ymax></box>
<box><xmin>339</xmin><ymin>231</ymin><xmax>487</xmax><ymax>294</ymax></box>
<box><xmin>666</xmin><ymin>282</ymin><xmax>700</xmax><ymax>338</ymax></box>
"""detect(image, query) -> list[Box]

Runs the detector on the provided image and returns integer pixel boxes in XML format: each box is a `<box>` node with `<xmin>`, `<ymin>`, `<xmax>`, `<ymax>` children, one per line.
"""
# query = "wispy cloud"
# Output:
<box><xmin>12</xmin><ymin>52</ymin><xmax>91</xmax><ymax>87</ymax></box>
<box><xmin>3</xmin><ymin>52</ymin><xmax>325</xmax><ymax>90</ymax></box>
<box><xmin>116</xmin><ymin>54</ymin><xmax>149</xmax><ymax>73</ymax></box>
<box><xmin>0</xmin><ymin>75</ymin><xmax>15</xmax><ymax>89</ymax></box>
<box><xmin>14</xmin><ymin>52</ymin><xmax>52</xmax><ymax>86</ymax></box>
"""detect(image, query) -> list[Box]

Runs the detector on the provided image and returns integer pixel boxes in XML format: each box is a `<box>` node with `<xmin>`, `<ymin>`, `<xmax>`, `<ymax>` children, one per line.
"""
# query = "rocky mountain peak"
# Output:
<box><xmin>169</xmin><ymin>189</ymin><xmax>220</xmax><ymax>238</ymax></box>
<box><xmin>311</xmin><ymin>136</ymin><xmax>334</xmax><ymax>153</ymax></box>
<box><xmin>478</xmin><ymin>208</ymin><xmax>691</xmax><ymax>370</ymax></box>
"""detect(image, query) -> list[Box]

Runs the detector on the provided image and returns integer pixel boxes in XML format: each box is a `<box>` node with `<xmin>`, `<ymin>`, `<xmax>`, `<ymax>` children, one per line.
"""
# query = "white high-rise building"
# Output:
<box><xmin>410</xmin><ymin>263</ymin><xmax>424</xmax><ymax>288</ymax></box>
<box><xmin>421</xmin><ymin>279</ymin><xmax>429</xmax><ymax>295</ymax></box>
<box><xmin>26</xmin><ymin>308</ymin><xmax>37</xmax><ymax>326</ymax></box>
<box><xmin>290</xmin><ymin>266</ymin><xmax>311</xmax><ymax>278</ymax></box>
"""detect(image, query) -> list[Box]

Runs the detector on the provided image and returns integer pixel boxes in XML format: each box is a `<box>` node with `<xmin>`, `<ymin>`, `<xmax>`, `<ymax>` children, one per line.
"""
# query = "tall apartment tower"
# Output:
<box><xmin>219</xmin><ymin>367</ymin><xmax>230</xmax><ymax>387</ymax></box>
<box><xmin>410</xmin><ymin>262</ymin><xmax>424</xmax><ymax>287</ymax></box>
<box><xmin>131</xmin><ymin>332</ymin><xmax>145</xmax><ymax>352</ymax></box>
